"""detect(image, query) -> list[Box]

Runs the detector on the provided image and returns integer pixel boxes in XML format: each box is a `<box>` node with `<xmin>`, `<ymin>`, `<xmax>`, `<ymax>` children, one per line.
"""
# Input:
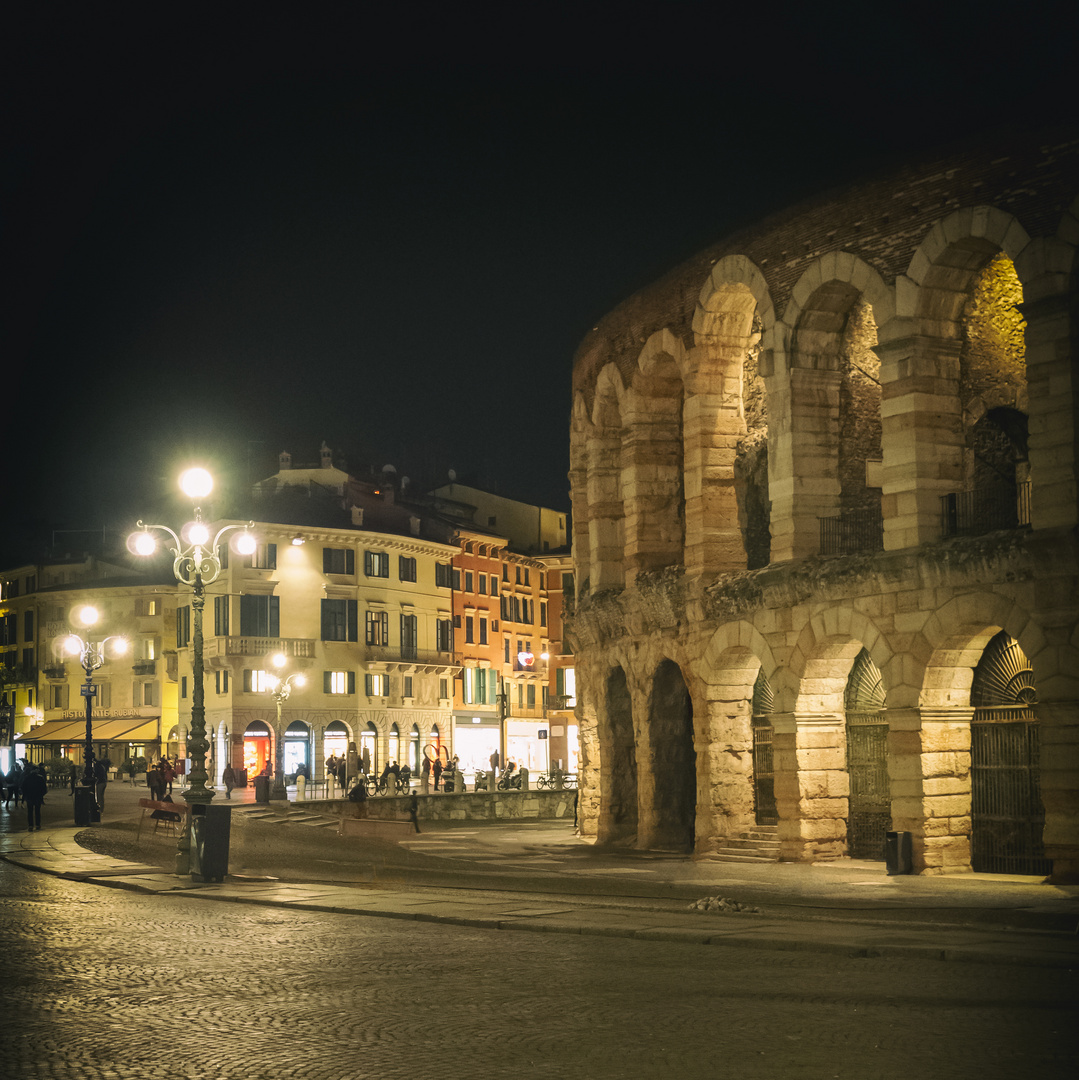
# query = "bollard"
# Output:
<box><xmin>520</xmin><ymin>767</ymin><xmax>529</xmax><ymax>790</ymax></box>
<box><xmin>297</xmin><ymin>775</ymin><xmax>306</xmax><ymax>801</ymax></box>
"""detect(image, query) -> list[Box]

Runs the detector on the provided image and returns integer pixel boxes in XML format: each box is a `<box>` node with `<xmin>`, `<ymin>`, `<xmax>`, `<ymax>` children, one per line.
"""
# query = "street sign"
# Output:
<box><xmin>81</xmin><ymin>684</ymin><xmax>97</xmax><ymax>697</ymax></box>
<box><xmin>538</xmin><ymin>729</ymin><xmax>548</xmax><ymax>740</ymax></box>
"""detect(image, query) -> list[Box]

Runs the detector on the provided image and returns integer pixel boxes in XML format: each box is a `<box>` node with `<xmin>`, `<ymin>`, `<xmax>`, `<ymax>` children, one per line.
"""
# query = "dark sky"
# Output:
<box><xmin>4</xmin><ymin>5</ymin><xmax>1076</xmax><ymax>566</ymax></box>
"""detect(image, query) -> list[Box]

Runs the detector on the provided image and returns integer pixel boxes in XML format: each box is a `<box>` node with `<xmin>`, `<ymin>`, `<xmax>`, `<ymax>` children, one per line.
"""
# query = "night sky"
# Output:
<box><xmin>5</xmin><ymin>5</ymin><xmax>1076</xmax><ymax>567</ymax></box>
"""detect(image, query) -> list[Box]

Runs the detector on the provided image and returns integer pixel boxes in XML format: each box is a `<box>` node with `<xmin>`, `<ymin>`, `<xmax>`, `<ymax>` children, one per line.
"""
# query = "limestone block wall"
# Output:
<box><xmin>567</xmin><ymin>131</ymin><xmax>1079</xmax><ymax>880</ymax></box>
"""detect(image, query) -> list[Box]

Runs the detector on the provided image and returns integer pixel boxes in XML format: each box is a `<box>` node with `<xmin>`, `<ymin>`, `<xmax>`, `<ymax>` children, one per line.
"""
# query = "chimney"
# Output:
<box><xmin>279</xmin><ymin>451</ymin><xmax>291</xmax><ymax>471</ymax></box>
<box><xmin>320</xmin><ymin>442</ymin><xmax>332</xmax><ymax>469</ymax></box>
<box><xmin>409</xmin><ymin>516</ymin><xmax>421</xmax><ymax>536</ymax></box>
<box><xmin>351</xmin><ymin>506</ymin><xmax>364</xmax><ymax>527</ymax></box>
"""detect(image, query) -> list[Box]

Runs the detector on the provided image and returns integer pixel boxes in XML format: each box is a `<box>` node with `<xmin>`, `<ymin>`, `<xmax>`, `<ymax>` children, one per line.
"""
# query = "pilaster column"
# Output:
<box><xmin>877</xmin><ymin>332</ymin><xmax>964</xmax><ymax>550</ymax></box>
<box><xmin>771</xmin><ymin>711</ymin><xmax>848</xmax><ymax>861</ymax></box>
<box><xmin>1037</xmin><ymin>700</ymin><xmax>1079</xmax><ymax>882</ymax></box>
<box><xmin>887</xmin><ymin>706</ymin><xmax>972</xmax><ymax>874</ymax></box>
<box><xmin>587</xmin><ymin>432</ymin><xmax>624</xmax><ymax>590</ymax></box>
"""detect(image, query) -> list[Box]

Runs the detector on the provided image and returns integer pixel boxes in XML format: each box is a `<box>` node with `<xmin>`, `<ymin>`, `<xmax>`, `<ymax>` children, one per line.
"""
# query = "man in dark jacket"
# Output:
<box><xmin>22</xmin><ymin>765</ymin><xmax>48</xmax><ymax>831</ymax></box>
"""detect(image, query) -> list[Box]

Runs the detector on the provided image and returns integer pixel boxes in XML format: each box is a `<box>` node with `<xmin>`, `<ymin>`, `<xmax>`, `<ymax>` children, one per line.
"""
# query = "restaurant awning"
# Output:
<box><xmin>17</xmin><ymin>718</ymin><xmax>160</xmax><ymax>743</ymax></box>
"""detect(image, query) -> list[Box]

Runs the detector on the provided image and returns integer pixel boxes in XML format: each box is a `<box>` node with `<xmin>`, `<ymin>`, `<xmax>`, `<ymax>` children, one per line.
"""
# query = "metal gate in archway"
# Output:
<box><xmin>970</xmin><ymin>632</ymin><xmax>1051</xmax><ymax>876</ymax></box>
<box><xmin>846</xmin><ymin>712</ymin><xmax>889</xmax><ymax>859</ymax></box>
<box><xmin>751</xmin><ymin>671</ymin><xmax>777</xmax><ymax>826</ymax></box>
<box><xmin>971</xmin><ymin>711</ymin><xmax>1051</xmax><ymax>875</ymax></box>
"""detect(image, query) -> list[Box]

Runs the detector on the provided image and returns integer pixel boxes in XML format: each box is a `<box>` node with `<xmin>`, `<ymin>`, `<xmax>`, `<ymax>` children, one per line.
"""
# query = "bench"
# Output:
<box><xmin>137</xmin><ymin>797</ymin><xmax>190</xmax><ymax>839</ymax></box>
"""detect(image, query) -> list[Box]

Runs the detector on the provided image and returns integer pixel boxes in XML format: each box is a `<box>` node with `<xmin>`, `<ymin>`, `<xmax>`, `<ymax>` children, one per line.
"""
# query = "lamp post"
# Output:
<box><xmin>129</xmin><ymin>467</ymin><xmax>255</xmax><ymax>871</ymax></box>
<box><xmin>267</xmin><ymin>652</ymin><xmax>305</xmax><ymax>800</ymax></box>
<box><xmin>62</xmin><ymin>605</ymin><xmax>127</xmax><ymax>824</ymax></box>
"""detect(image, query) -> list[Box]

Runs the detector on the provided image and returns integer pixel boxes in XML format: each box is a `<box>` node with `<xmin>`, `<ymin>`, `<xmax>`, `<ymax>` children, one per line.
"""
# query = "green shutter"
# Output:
<box><xmin>323</xmin><ymin>671</ymin><xmax>332</xmax><ymax>694</ymax></box>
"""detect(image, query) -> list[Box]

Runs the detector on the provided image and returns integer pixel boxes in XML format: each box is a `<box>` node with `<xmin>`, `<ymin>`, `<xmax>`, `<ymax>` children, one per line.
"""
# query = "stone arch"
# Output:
<box><xmin>596</xmin><ymin>662</ymin><xmax>638</xmax><ymax>845</ymax></box>
<box><xmin>588</xmin><ymin>365</ymin><xmax>628</xmax><ymax>589</ymax></box>
<box><xmin>638</xmin><ymin>656</ymin><xmax>696</xmax><ymax>851</ymax></box>
<box><xmin>883</xmin><ymin>207</ymin><xmax>1038</xmax><ymax>546</ymax></box>
<box><xmin>772</xmin><ymin>255</ymin><xmax>893</xmax><ymax>560</ymax></box>
<box><xmin>623</xmin><ymin>330</ymin><xmax>687</xmax><ymax>578</ymax></box>
<box><xmin>684</xmin><ymin>257</ymin><xmax>775</xmax><ymax>577</ymax></box>
<box><xmin>696</xmin><ymin>628</ymin><xmax>773</xmax><ymax>849</ymax></box>
<box><xmin>569</xmin><ymin>392</ymin><xmax>594</xmax><ymax>589</ymax></box>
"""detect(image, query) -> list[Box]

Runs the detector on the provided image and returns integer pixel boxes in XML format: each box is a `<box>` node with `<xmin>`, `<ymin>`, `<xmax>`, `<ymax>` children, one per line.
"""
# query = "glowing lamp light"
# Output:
<box><xmin>76</xmin><ymin>605</ymin><xmax>100</xmax><ymax>627</ymax></box>
<box><xmin>179</xmin><ymin>467</ymin><xmax>214</xmax><ymax>500</ymax></box>
<box><xmin>293</xmin><ymin>674</ymin><xmax>306</xmax><ymax>689</ymax></box>
<box><xmin>271</xmin><ymin>652</ymin><xmax>287</xmax><ymax>669</ymax></box>
<box><xmin>183</xmin><ymin>520</ymin><xmax>211</xmax><ymax>546</ymax></box>
<box><xmin>132</xmin><ymin>532</ymin><xmax>157</xmax><ymax>556</ymax></box>
<box><xmin>64</xmin><ymin>635</ymin><xmax>84</xmax><ymax>656</ymax></box>
<box><xmin>233</xmin><ymin>531</ymin><xmax>257</xmax><ymax>556</ymax></box>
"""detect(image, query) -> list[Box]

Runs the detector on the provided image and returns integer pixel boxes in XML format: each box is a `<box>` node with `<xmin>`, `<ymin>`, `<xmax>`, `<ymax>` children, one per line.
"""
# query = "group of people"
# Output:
<box><xmin>2</xmin><ymin>759</ymin><xmax>66</xmax><ymax>830</ymax></box>
<box><xmin>145</xmin><ymin>757</ymin><xmax>178</xmax><ymax>802</ymax></box>
<box><xmin>420</xmin><ymin>753</ymin><xmax>461</xmax><ymax>792</ymax></box>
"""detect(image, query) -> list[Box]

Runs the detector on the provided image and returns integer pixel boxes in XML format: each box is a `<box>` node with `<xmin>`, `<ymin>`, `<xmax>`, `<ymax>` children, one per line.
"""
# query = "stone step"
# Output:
<box><xmin>709</xmin><ymin>851</ymin><xmax>779</xmax><ymax>864</ymax></box>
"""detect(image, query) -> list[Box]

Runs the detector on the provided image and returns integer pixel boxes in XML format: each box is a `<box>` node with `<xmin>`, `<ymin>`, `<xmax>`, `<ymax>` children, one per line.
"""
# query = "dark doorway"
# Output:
<box><xmin>648</xmin><ymin>660</ymin><xmax>696</xmax><ymax>852</ymax></box>
<box><xmin>603</xmin><ymin>667</ymin><xmax>637</xmax><ymax>844</ymax></box>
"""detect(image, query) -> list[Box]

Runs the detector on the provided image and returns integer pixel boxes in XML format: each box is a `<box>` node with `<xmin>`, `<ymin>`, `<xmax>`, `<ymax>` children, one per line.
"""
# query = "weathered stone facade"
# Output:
<box><xmin>568</xmin><ymin>131</ymin><xmax>1079</xmax><ymax>879</ymax></box>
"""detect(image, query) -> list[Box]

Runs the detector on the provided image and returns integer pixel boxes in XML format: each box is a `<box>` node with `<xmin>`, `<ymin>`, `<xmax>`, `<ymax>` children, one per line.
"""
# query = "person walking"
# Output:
<box><xmin>408</xmin><ymin>792</ymin><xmax>421</xmax><ymax>833</ymax></box>
<box><xmin>432</xmin><ymin>757</ymin><xmax>443</xmax><ymax>793</ymax></box>
<box><xmin>22</xmin><ymin>765</ymin><xmax>47</xmax><ymax>831</ymax></box>
<box><xmin>93</xmin><ymin>757</ymin><xmax>109</xmax><ymax>814</ymax></box>
<box><xmin>222</xmin><ymin>763</ymin><xmax>236</xmax><ymax>799</ymax></box>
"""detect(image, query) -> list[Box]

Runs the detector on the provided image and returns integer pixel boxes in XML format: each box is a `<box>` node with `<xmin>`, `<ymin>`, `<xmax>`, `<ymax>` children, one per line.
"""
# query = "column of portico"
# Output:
<box><xmin>768</xmin><ymin>367</ymin><xmax>842</xmax><ymax>562</ymax></box>
<box><xmin>1037</xmin><ymin>700</ymin><xmax>1079</xmax><ymax>882</ymax></box>
<box><xmin>876</xmin><ymin>327</ymin><xmax>965</xmax><ymax>550</ymax></box>
<box><xmin>771</xmin><ymin>711</ymin><xmax>848</xmax><ymax>862</ymax></box>
<box><xmin>586</xmin><ymin>431</ymin><xmax>625</xmax><ymax>590</ymax></box>
<box><xmin>622</xmin><ymin>392</ymin><xmax>684</xmax><ymax>583</ymax></box>
<box><xmin>1023</xmin><ymin>294</ymin><xmax>1078</xmax><ymax>531</ymax></box>
<box><xmin>887</xmin><ymin>707</ymin><xmax>972</xmax><ymax>875</ymax></box>
<box><xmin>682</xmin><ymin>348</ymin><xmax>746</xmax><ymax>579</ymax></box>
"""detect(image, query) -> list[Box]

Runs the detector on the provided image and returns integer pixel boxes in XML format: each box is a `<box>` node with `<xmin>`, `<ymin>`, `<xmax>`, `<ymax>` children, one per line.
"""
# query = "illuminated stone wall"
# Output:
<box><xmin>568</xmin><ymin>131</ymin><xmax>1079</xmax><ymax>879</ymax></box>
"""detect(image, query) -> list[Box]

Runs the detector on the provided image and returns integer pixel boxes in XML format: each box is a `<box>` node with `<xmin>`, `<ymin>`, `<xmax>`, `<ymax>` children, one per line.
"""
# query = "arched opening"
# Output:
<box><xmin>602</xmin><ymin>667</ymin><xmax>637</xmax><ymax>844</ymax></box>
<box><xmin>388</xmin><ymin>723</ymin><xmax>400</xmax><ymax>766</ymax></box>
<box><xmin>844</xmin><ymin>648</ymin><xmax>889</xmax><ymax>859</ymax></box>
<box><xmin>242</xmin><ymin>719</ymin><xmax>272</xmax><ymax>777</ymax></box>
<box><xmin>970</xmin><ymin>631</ymin><xmax>1050</xmax><ymax>875</ymax></box>
<box><xmin>737</xmin><ymin>312</ymin><xmax>770</xmax><ymax>569</ymax></box>
<box><xmin>648</xmin><ymin>659</ymin><xmax>696</xmax><ymax>852</ymax></box>
<box><xmin>360</xmin><ymin>722</ymin><xmax>378</xmax><ymax>774</ymax></box>
<box><xmin>283</xmin><ymin>721</ymin><xmax>310</xmax><ymax>777</ymax></box>
<box><xmin>751</xmin><ymin>669</ymin><xmax>776</xmax><ymax>825</ymax></box>
<box><xmin>410</xmin><ymin>724</ymin><xmax>421</xmax><ymax>772</ymax></box>
<box><xmin>322</xmin><ymin>720</ymin><xmax>349</xmax><ymax>767</ymax></box>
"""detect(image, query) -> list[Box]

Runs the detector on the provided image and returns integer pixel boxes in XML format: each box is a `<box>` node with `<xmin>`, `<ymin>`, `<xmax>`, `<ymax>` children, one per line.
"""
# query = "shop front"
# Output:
<box><xmin>243</xmin><ymin>719</ymin><xmax>272</xmax><ymax>777</ymax></box>
<box><xmin>505</xmin><ymin>718</ymin><xmax>550</xmax><ymax>774</ymax></box>
<box><xmin>451</xmin><ymin>712</ymin><xmax>501</xmax><ymax>781</ymax></box>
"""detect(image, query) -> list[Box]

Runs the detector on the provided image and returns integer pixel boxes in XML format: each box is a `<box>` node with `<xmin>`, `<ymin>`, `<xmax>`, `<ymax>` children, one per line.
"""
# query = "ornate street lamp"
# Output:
<box><xmin>62</xmin><ymin>605</ymin><xmax>127</xmax><ymax>824</ymax></box>
<box><xmin>129</xmin><ymin>467</ymin><xmax>255</xmax><ymax>870</ymax></box>
<box><xmin>267</xmin><ymin>652</ymin><xmax>305</xmax><ymax>800</ymax></box>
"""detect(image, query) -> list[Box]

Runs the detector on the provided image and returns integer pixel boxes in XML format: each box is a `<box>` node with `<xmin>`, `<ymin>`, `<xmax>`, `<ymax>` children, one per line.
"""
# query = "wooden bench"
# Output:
<box><xmin>137</xmin><ymin>797</ymin><xmax>190</xmax><ymax>839</ymax></box>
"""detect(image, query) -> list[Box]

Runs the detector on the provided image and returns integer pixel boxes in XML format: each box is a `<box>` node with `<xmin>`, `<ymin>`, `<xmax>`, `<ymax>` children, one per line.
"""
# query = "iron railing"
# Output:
<box><xmin>940</xmin><ymin>481</ymin><xmax>1031</xmax><ymax>538</ymax></box>
<box><xmin>819</xmin><ymin>505</ymin><xmax>884</xmax><ymax>556</ymax></box>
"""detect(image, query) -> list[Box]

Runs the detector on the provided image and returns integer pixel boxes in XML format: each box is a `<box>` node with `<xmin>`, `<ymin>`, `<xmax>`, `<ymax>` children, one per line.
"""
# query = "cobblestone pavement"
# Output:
<box><xmin>1</xmin><ymin>859</ymin><xmax>1077</xmax><ymax>1080</ymax></box>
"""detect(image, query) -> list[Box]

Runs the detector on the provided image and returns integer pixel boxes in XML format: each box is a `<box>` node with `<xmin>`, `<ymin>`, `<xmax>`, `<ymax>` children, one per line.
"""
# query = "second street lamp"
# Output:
<box><xmin>129</xmin><ymin>467</ymin><xmax>255</xmax><ymax>873</ymax></box>
<box><xmin>63</xmin><ymin>605</ymin><xmax>127</xmax><ymax>826</ymax></box>
<box><xmin>267</xmin><ymin>652</ymin><xmax>305</xmax><ymax>801</ymax></box>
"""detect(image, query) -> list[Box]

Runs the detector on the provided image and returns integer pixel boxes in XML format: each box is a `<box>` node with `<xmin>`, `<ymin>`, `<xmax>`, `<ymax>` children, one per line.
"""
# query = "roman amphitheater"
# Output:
<box><xmin>568</xmin><ymin>130</ymin><xmax>1079</xmax><ymax>880</ymax></box>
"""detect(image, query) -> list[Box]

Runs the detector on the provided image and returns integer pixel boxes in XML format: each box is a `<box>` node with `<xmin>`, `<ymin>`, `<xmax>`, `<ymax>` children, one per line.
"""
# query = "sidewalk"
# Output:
<box><xmin>2</xmin><ymin>783</ymin><xmax>1078</xmax><ymax>969</ymax></box>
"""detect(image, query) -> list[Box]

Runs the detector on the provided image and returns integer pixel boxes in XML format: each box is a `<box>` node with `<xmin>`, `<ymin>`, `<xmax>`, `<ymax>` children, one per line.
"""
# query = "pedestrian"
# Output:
<box><xmin>408</xmin><ymin>792</ymin><xmax>421</xmax><ymax>833</ymax></box>
<box><xmin>68</xmin><ymin>763</ymin><xmax>78</xmax><ymax>796</ymax></box>
<box><xmin>432</xmin><ymin>756</ymin><xmax>443</xmax><ymax>792</ymax></box>
<box><xmin>93</xmin><ymin>757</ymin><xmax>109</xmax><ymax>814</ymax></box>
<box><xmin>337</xmin><ymin>758</ymin><xmax>347</xmax><ymax>791</ymax></box>
<box><xmin>146</xmin><ymin>761</ymin><xmax>162</xmax><ymax>801</ymax></box>
<box><xmin>162</xmin><ymin>758</ymin><xmax>176</xmax><ymax>795</ymax></box>
<box><xmin>421</xmin><ymin>755</ymin><xmax>431</xmax><ymax>794</ymax></box>
<box><xmin>22</xmin><ymin>765</ymin><xmax>47</xmax><ymax>831</ymax></box>
<box><xmin>222</xmin><ymin>763</ymin><xmax>236</xmax><ymax>800</ymax></box>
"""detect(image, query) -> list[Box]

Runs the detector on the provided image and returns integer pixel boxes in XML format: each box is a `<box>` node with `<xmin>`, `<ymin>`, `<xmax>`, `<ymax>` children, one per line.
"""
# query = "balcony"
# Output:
<box><xmin>365</xmin><ymin>644</ymin><xmax>455</xmax><ymax>671</ymax></box>
<box><xmin>819</xmin><ymin>505</ymin><xmax>884</xmax><ymax>556</ymax></box>
<box><xmin>131</xmin><ymin>659</ymin><xmax>156</xmax><ymax>676</ymax></box>
<box><xmin>202</xmin><ymin>637</ymin><xmax>316</xmax><ymax>666</ymax></box>
<box><xmin>42</xmin><ymin>663</ymin><xmax>66</xmax><ymax>680</ymax></box>
<box><xmin>941</xmin><ymin>481</ymin><xmax>1031</xmax><ymax>539</ymax></box>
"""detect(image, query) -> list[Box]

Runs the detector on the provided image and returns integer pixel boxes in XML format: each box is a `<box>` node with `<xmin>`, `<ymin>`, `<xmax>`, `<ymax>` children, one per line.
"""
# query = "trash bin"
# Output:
<box><xmin>190</xmin><ymin>803</ymin><xmax>232</xmax><ymax>882</ymax></box>
<box><xmin>885</xmin><ymin>830</ymin><xmax>913</xmax><ymax>875</ymax></box>
<box><xmin>253</xmin><ymin>776</ymin><xmax>270</xmax><ymax>804</ymax></box>
<box><xmin>73</xmin><ymin>786</ymin><xmax>96</xmax><ymax>826</ymax></box>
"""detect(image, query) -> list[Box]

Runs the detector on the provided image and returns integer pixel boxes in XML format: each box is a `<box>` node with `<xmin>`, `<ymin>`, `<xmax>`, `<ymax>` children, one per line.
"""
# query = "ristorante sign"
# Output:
<box><xmin>59</xmin><ymin>708</ymin><xmax>147</xmax><ymax>720</ymax></box>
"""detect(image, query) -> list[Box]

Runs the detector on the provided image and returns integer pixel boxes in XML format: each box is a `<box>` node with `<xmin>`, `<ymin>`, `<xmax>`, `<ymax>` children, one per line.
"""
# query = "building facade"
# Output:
<box><xmin>568</xmin><ymin>131</ymin><xmax>1079</xmax><ymax>879</ymax></box>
